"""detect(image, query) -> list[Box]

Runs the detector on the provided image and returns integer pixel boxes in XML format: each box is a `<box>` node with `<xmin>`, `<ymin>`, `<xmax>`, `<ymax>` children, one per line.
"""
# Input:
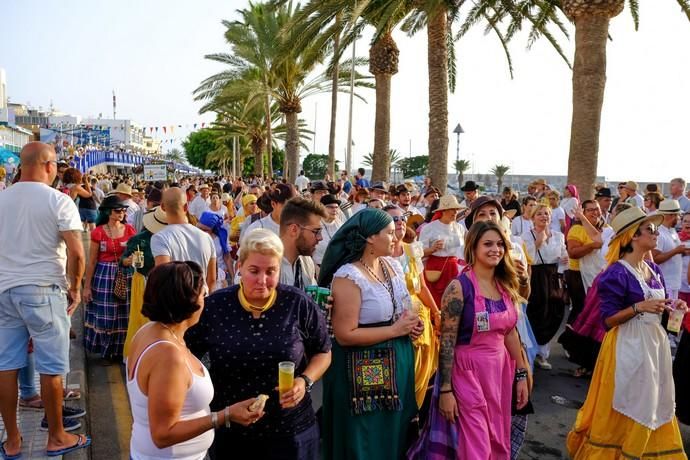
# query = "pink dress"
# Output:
<box><xmin>451</xmin><ymin>269</ymin><xmax>517</xmax><ymax>460</ymax></box>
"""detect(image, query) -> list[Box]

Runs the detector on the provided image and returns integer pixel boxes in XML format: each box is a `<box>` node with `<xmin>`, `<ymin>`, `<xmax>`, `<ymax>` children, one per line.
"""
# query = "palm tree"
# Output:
<box><xmin>284</xmin><ymin>0</ymin><xmax>410</xmax><ymax>182</ymax></box>
<box><xmin>401</xmin><ymin>1</ymin><xmax>570</xmax><ymax>193</ymax></box>
<box><xmin>362</xmin><ymin>148</ymin><xmax>401</xmax><ymax>175</ymax></box>
<box><xmin>454</xmin><ymin>159</ymin><xmax>471</xmax><ymax>190</ymax></box>
<box><xmin>208</xmin><ymin>3</ymin><xmax>371</xmax><ymax>183</ymax></box>
<box><xmin>194</xmin><ymin>3</ymin><xmax>279</xmax><ymax>178</ymax></box>
<box><xmin>165</xmin><ymin>148</ymin><xmax>186</xmax><ymax>164</ymax></box>
<box><xmin>525</xmin><ymin>0</ymin><xmax>690</xmax><ymax>199</ymax></box>
<box><xmin>490</xmin><ymin>164</ymin><xmax>510</xmax><ymax>192</ymax></box>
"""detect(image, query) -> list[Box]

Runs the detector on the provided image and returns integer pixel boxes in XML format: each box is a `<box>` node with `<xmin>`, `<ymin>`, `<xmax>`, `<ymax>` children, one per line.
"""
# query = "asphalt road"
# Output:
<box><xmin>84</xmin><ymin>337</ymin><xmax>690</xmax><ymax>460</ymax></box>
<box><xmin>519</xmin><ymin>341</ymin><xmax>690</xmax><ymax>459</ymax></box>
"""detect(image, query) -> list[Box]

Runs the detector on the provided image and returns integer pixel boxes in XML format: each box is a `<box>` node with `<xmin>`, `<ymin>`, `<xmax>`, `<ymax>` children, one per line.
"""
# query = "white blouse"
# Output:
<box><xmin>333</xmin><ymin>257</ymin><xmax>411</xmax><ymax>324</ymax></box>
<box><xmin>524</xmin><ymin>229</ymin><xmax>567</xmax><ymax>265</ymax></box>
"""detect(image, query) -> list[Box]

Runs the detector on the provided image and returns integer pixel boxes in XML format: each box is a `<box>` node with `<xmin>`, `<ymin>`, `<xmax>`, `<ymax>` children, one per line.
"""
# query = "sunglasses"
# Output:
<box><xmin>641</xmin><ymin>223</ymin><xmax>659</xmax><ymax>235</ymax></box>
<box><xmin>298</xmin><ymin>225</ymin><xmax>322</xmax><ymax>237</ymax></box>
<box><xmin>112</xmin><ymin>208</ymin><xmax>126</xmax><ymax>213</ymax></box>
<box><xmin>392</xmin><ymin>215</ymin><xmax>408</xmax><ymax>223</ymax></box>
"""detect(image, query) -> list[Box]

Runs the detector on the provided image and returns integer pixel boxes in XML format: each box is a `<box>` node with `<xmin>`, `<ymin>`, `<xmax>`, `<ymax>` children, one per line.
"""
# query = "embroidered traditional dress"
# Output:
<box><xmin>567</xmin><ymin>261</ymin><xmax>687</xmax><ymax>459</ymax></box>
<box><xmin>84</xmin><ymin>224</ymin><xmax>135</xmax><ymax>358</ymax></box>
<box><xmin>322</xmin><ymin>258</ymin><xmax>417</xmax><ymax>460</ymax></box>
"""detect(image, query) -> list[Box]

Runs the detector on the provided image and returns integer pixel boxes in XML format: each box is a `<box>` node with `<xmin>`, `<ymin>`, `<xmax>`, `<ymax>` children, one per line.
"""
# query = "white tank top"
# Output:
<box><xmin>126</xmin><ymin>340</ymin><xmax>215</xmax><ymax>460</ymax></box>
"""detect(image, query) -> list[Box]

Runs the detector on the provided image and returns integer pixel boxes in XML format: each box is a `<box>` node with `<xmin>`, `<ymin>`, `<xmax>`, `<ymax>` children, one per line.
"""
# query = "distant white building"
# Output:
<box><xmin>81</xmin><ymin>118</ymin><xmax>145</xmax><ymax>151</ymax></box>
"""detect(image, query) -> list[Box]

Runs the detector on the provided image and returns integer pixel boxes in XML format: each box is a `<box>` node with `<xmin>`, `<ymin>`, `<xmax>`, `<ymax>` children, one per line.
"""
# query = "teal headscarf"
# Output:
<box><xmin>318</xmin><ymin>208</ymin><xmax>393</xmax><ymax>287</ymax></box>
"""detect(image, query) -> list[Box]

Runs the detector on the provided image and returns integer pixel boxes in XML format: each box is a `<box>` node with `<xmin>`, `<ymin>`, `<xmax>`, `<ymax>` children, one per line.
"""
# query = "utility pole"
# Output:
<box><xmin>345</xmin><ymin>29</ymin><xmax>356</xmax><ymax>174</ymax></box>
<box><xmin>112</xmin><ymin>90</ymin><xmax>117</xmax><ymax>120</ymax></box>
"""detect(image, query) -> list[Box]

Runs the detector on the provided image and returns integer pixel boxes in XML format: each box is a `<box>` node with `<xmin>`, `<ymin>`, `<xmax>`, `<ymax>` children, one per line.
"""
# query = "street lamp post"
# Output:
<box><xmin>452</xmin><ymin>123</ymin><xmax>464</xmax><ymax>164</ymax></box>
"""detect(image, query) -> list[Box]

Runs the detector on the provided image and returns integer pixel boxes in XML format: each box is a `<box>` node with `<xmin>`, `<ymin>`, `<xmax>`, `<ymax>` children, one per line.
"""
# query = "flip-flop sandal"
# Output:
<box><xmin>18</xmin><ymin>396</ymin><xmax>44</xmax><ymax>410</ymax></box>
<box><xmin>46</xmin><ymin>434</ymin><xmax>91</xmax><ymax>457</ymax></box>
<box><xmin>0</xmin><ymin>439</ymin><xmax>22</xmax><ymax>460</ymax></box>
<box><xmin>63</xmin><ymin>388</ymin><xmax>81</xmax><ymax>401</ymax></box>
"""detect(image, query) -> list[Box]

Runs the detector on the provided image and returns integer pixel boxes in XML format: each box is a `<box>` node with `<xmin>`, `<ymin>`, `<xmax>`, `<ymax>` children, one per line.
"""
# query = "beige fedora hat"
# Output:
<box><xmin>142</xmin><ymin>206</ymin><xmax>168</xmax><ymax>234</ymax></box>
<box><xmin>610</xmin><ymin>207</ymin><xmax>664</xmax><ymax>239</ymax></box>
<box><xmin>111</xmin><ymin>183</ymin><xmax>133</xmax><ymax>197</ymax></box>
<box><xmin>436</xmin><ymin>195</ymin><xmax>464</xmax><ymax>212</ymax></box>
<box><xmin>658</xmin><ymin>199</ymin><xmax>681</xmax><ymax>215</ymax></box>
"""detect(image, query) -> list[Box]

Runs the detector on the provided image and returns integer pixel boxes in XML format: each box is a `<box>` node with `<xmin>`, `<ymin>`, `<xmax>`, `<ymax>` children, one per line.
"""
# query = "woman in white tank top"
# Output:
<box><xmin>126</xmin><ymin>261</ymin><xmax>265</xmax><ymax>459</ymax></box>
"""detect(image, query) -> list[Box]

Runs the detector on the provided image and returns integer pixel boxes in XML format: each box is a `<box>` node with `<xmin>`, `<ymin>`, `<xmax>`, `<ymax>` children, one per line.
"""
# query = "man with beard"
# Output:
<box><xmin>278</xmin><ymin>197</ymin><xmax>327</xmax><ymax>289</ymax></box>
<box><xmin>394</xmin><ymin>184</ymin><xmax>423</xmax><ymax>216</ymax></box>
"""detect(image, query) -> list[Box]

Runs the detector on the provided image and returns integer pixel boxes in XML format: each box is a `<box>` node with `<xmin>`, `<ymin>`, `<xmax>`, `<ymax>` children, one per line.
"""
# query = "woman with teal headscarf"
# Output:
<box><xmin>319</xmin><ymin>209</ymin><xmax>424</xmax><ymax>460</ymax></box>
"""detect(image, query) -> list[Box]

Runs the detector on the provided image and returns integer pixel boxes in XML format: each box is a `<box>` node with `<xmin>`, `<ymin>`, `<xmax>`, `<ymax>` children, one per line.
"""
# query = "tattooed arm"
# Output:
<box><xmin>438</xmin><ymin>279</ymin><xmax>464</xmax><ymax>422</ymax></box>
<box><xmin>439</xmin><ymin>279</ymin><xmax>464</xmax><ymax>390</ymax></box>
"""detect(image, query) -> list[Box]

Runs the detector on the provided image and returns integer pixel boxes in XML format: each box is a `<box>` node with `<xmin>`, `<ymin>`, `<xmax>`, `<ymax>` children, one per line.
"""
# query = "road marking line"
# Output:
<box><xmin>106</xmin><ymin>364</ymin><xmax>132</xmax><ymax>456</ymax></box>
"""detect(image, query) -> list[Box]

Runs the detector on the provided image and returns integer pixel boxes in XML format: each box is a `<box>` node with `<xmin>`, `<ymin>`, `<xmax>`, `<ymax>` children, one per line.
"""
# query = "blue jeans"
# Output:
<box><xmin>0</xmin><ymin>285</ymin><xmax>70</xmax><ymax>375</ymax></box>
<box><xmin>18</xmin><ymin>353</ymin><xmax>38</xmax><ymax>400</ymax></box>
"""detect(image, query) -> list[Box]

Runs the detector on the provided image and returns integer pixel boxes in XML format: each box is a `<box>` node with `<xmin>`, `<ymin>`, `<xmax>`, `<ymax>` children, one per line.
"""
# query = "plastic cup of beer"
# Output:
<box><xmin>278</xmin><ymin>361</ymin><xmax>295</xmax><ymax>397</ymax></box>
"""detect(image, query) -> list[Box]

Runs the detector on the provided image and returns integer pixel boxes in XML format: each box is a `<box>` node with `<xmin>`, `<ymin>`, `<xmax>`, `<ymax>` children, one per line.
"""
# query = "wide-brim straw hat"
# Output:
<box><xmin>111</xmin><ymin>183</ymin><xmax>133</xmax><ymax>197</ymax></box>
<box><xmin>658</xmin><ymin>199</ymin><xmax>682</xmax><ymax>215</ymax></box>
<box><xmin>142</xmin><ymin>206</ymin><xmax>168</xmax><ymax>234</ymax></box>
<box><xmin>610</xmin><ymin>207</ymin><xmax>664</xmax><ymax>240</ymax></box>
<box><xmin>436</xmin><ymin>195</ymin><xmax>464</xmax><ymax>212</ymax></box>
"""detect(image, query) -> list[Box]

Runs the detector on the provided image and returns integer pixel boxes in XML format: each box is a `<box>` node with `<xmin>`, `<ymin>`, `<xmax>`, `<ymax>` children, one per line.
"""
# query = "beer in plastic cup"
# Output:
<box><xmin>667</xmin><ymin>306</ymin><xmax>685</xmax><ymax>334</ymax></box>
<box><xmin>278</xmin><ymin>361</ymin><xmax>295</xmax><ymax>396</ymax></box>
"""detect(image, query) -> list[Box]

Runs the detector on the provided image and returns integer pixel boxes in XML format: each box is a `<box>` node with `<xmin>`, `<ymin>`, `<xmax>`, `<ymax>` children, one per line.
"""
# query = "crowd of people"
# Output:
<box><xmin>0</xmin><ymin>142</ymin><xmax>689</xmax><ymax>459</ymax></box>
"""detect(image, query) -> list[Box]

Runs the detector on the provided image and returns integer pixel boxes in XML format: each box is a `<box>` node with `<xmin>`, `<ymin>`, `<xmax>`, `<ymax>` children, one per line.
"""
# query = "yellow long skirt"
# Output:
<box><xmin>567</xmin><ymin>327</ymin><xmax>687</xmax><ymax>459</ymax></box>
<box><xmin>412</xmin><ymin>295</ymin><xmax>439</xmax><ymax>408</ymax></box>
<box><xmin>123</xmin><ymin>272</ymin><xmax>147</xmax><ymax>358</ymax></box>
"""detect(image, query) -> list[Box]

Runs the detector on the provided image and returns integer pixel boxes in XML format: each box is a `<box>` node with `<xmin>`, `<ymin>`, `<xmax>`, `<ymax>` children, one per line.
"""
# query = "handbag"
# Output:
<box><xmin>105</xmin><ymin>224</ymin><xmax>129</xmax><ymax>301</ymax></box>
<box><xmin>113</xmin><ymin>267</ymin><xmax>128</xmax><ymax>300</ymax></box>
<box><xmin>532</xmin><ymin>230</ymin><xmax>567</xmax><ymax>305</ymax></box>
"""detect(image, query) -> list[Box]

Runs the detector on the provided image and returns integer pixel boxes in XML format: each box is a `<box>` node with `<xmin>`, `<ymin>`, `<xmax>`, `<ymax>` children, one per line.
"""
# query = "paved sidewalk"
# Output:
<box><xmin>0</xmin><ymin>313</ymin><xmax>90</xmax><ymax>459</ymax></box>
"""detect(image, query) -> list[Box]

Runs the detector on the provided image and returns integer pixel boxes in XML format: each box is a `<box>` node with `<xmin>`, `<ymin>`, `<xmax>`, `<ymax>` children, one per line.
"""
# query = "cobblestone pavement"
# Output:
<box><xmin>0</xmin><ymin>312</ymin><xmax>89</xmax><ymax>460</ymax></box>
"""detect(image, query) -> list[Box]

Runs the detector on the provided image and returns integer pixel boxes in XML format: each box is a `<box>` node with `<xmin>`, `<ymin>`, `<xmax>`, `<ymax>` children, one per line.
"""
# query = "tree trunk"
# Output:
<box><xmin>427</xmin><ymin>11</ymin><xmax>449</xmax><ymax>194</ymax></box>
<box><xmin>497</xmin><ymin>178</ymin><xmax>503</xmax><ymax>192</ymax></box>
<box><xmin>285</xmin><ymin>111</ymin><xmax>300</xmax><ymax>184</ymax></box>
<box><xmin>372</xmin><ymin>73</ymin><xmax>391</xmax><ymax>182</ymax></box>
<box><xmin>265</xmin><ymin>95</ymin><xmax>273</xmax><ymax>179</ymax></box>
<box><xmin>369</xmin><ymin>32</ymin><xmax>398</xmax><ymax>183</ymax></box>
<box><xmin>458</xmin><ymin>172</ymin><xmax>463</xmax><ymax>190</ymax></box>
<box><xmin>567</xmin><ymin>15</ymin><xmax>609</xmax><ymax>200</ymax></box>
<box><xmin>327</xmin><ymin>15</ymin><xmax>341</xmax><ymax>179</ymax></box>
<box><xmin>252</xmin><ymin>137</ymin><xmax>264</xmax><ymax>177</ymax></box>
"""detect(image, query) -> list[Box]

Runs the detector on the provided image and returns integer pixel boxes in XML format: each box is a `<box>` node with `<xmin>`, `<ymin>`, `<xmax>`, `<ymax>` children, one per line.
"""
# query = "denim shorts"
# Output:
<box><xmin>0</xmin><ymin>285</ymin><xmax>70</xmax><ymax>375</ymax></box>
<box><xmin>79</xmin><ymin>208</ymin><xmax>98</xmax><ymax>223</ymax></box>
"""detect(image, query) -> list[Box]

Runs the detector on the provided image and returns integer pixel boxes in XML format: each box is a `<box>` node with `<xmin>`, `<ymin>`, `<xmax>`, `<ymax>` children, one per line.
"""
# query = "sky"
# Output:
<box><xmin>2</xmin><ymin>0</ymin><xmax>690</xmax><ymax>182</ymax></box>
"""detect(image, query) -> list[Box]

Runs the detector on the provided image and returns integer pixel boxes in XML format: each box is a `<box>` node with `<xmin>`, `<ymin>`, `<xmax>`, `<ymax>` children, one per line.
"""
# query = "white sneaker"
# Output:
<box><xmin>535</xmin><ymin>355</ymin><xmax>552</xmax><ymax>370</ymax></box>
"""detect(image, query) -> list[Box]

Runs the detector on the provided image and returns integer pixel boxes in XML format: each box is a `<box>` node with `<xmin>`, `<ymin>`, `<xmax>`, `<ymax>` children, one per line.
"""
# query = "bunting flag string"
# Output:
<box><xmin>42</xmin><ymin>121</ymin><xmax>212</xmax><ymax>137</ymax></box>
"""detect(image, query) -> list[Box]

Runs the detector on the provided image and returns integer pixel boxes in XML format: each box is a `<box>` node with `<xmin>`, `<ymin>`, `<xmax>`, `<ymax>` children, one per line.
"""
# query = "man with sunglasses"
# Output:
<box><xmin>278</xmin><ymin>197</ymin><xmax>327</xmax><ymax>288</ymax></box>
<box><xmin>566</xmin><ymin>200</ymin><xmax>607</xmax><ymax>323</ymax></box>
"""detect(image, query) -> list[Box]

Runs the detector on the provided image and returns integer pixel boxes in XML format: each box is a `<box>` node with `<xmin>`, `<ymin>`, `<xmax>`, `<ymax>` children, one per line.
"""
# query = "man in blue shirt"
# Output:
<box><xmin>355</xmin><ymin>167</ymin><xmax>369</xmax><ymax>189</ymax></box>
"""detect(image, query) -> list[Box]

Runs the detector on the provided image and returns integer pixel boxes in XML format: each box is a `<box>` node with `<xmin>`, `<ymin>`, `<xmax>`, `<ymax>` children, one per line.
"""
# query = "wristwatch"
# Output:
<box><xmin>298</xmin><ymin>374</ymin><xmax>314</xmax><ymax>393</ymax></box>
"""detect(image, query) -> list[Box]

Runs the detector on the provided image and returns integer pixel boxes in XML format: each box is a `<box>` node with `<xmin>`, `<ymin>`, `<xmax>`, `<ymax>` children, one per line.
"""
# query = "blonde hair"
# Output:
<box><xmin>239</xmin><ymin>228</ymin><xmax>284</xmax><ymax>263</ymax></box>
<box><xmin>533</xmin><ymin>204</ymin><xmax>552</xmax><ymax>219</ymax></box>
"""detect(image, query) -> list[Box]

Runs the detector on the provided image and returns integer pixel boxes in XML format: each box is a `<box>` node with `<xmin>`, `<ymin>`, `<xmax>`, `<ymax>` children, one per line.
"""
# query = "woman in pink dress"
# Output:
<box><xmin>437</xmin><ymin>221</ymin><xmax>530</xmax><ymax>459</ymax></box>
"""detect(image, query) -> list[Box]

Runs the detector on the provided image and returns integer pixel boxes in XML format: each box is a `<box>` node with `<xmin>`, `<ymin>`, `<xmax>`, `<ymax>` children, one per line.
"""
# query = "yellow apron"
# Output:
<box><xmin>123</xmin><ymin>271</ymin><xmax>147</xmax><ymax>358</ymax></box>
<box><xmin>403</xmin><ymin>243</ymin><xmax>439</xmax><ymax>408</ymax></box>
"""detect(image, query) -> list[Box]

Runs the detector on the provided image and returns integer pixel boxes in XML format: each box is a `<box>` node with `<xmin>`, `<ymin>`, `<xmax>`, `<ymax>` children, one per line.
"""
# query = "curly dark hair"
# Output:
<box><xmin>62</xmin><ymin>167</ymin><xmax>82</xmax><ymax>185</ymax></box>
<box><xmin>142</xmin><ymin>261</ymin><xmax>205</xmax><ymax>324</ymax></box>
